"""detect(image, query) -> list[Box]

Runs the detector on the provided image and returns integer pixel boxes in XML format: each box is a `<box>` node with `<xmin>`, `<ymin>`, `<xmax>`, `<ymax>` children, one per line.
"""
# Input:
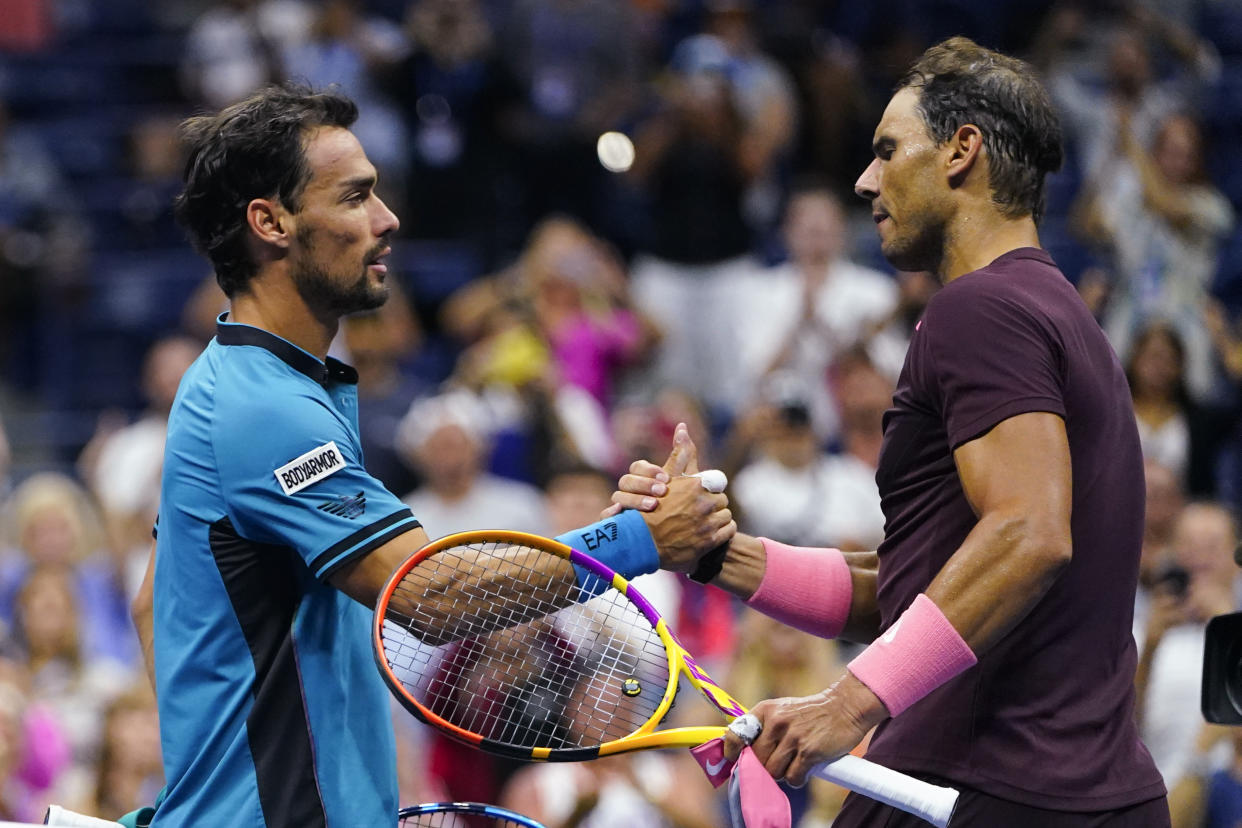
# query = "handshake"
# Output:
<box><xmin>603</xmin><ymin>422</ymin><xmax>738</xmax><ymax>580</ymax></box>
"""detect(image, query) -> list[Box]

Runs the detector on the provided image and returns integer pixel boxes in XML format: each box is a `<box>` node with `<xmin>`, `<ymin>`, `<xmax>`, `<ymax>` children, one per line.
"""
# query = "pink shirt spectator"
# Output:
<box><xmin>547</xmin><ymin>309</ymin><xmax>642</xmax><ymax>407</ymax></box>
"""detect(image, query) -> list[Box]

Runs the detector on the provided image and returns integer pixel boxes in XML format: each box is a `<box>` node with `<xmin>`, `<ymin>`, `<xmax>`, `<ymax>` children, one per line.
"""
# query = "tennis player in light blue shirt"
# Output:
<box><xmin>135</xmin><ymin>83</ymin><xmax>734</xmax><ymax>827</ymax></box>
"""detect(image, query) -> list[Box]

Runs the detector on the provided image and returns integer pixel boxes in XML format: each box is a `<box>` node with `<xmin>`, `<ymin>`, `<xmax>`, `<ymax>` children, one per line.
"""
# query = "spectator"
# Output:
<box><xmin>382</xmin><ymin>0</ymin><xmax>506</xmax><ymax>244</ymax></box>
<box><xmin>0</xmin><ymin>678</ymin><xmax>38</xmax><ymax>822</ymax></box>
<box><xmin>1124</xmin><ymin>320</ymin><xmax>1234</xmax><ymax>494</ymax></box>
<box><xmin>1134</xmin><ymin>502</ymin><xmax>1239</xmax><ymax>786</ymax></box>
<box><xmin>864</xmin><ymin>269</ymin><xmax>938</xmax><ymax>379</ymax></box>
<box><xmin>180</xmin><ymin>0</ymin><xmax>313</xmax><ymax>108</ymax></box>
<box><xmin>493</xmin><ymin>0</ymin><xmax>642</xmax><ymax>237</ymax></box>
<box><xmin>730</xmin><ymin>366</ymin><xmax>886</xmax><ymax>551</ymax></box>
<box><xmin>86</xmin><ymin>682</ymin><xmax>163</xmax><ymax>820</ymax></box>
<box><xmin>1127</xmin><ymin>321</ymin><xmax>1193</xmax><ymax>480</ymax></box>
<box><xmin>1039</xmin><ymin>5</ymin><xmax>1220</xmax><ymax>183</ymax></box>
<box><xmin>735</xmin><ymin>186</ymin><xmax>897</xmax><ymax>440</ymax></box>
<box><xmin>694</xmin><ymin>0</ymin><xmax>799</xmax><ymax>235</ymax></box>
<box><xmin>78</xmin><ymin>335</ymin><xmax>202</xmax><ymax>591</ymax></box>
<box><xmin>525</xmin><ymin>219</ymin><xmax>659</xmax><ymax>409</ymax></box>
<box><xmin>626</xmin><ymin>36</ymin><xmax>767</xmax><ymax>415</ymax></box>
<box><xmin>1177</xmin><ymin>725</ymin><xmax>1242</xmax><ymax>828</ymax></box>
<box><xmin>1136</xmin><ymin>459</ymin><xmax>1186</xmax><ymax>633</ymax></box>
<box><xmin>1077</xmin><ymin>112</ymin><xmax>1234</xmax><ymax>400</ymax></box>
<box><xmin>281</xmin><ymin>0</ymin><xmax>410</xmax><ymax>192</ymax></box>
<box><xmin>0</xmin><ymin>99</ymin><xmax>87</xmax><ymax>389</ymax></box>
<box><xmin>0</xmin><ymin>474</ymin><xmax>136</xmax><ymax>669</ymax></box>
<box><xmin>444</xmin><ymin>216</ymin><xmax>658</xmax><ymax>473</ymax></box>
<box><xmin>113</xmin><ymin>115</ymin><xmax>188</xmax><ymax>251</ymax></box>
<box><xmin>9</xmin><ymin>566</ymin><xmax>133</xmax><ymax>809</ymax></box>
<box><xmin>396</xmin><ymin>389</ymin><xmax>550</xmax><ymax>537</ymax></box>
<box><xmin>0</xmin><ymin>656</ymin><xmax>70</xmax><ymax>823</ymax></box>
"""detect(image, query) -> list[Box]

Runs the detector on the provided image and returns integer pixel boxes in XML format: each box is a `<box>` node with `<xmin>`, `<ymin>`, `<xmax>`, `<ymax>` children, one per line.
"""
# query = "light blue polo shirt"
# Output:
<box><xmin>151</xmin><ymin>315</ymin><xmax>421</xmax><ymax>827</ymax></box>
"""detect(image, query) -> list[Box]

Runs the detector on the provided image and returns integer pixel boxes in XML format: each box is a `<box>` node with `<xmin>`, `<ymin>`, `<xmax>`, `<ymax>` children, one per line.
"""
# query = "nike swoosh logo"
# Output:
<box><xmin>881</xmin><ymin>618</ymin><xmax>903</xmax><ymax>645</ymax></box>
<box><xmin>705</xmin><ymin>758</ymin><xmax>727</xmax><ymax>775</ymax></box>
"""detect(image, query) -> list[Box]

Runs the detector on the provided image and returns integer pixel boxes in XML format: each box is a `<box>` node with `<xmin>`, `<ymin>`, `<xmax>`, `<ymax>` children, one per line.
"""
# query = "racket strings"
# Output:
<box><xmin>398</xmin><ymin>807</ymin><xmax>533</xmax><ymax>828</ymax></box>
<box><xmin>381</xmin><ymin>540</ymin><xmax>671</xmax><ymax>751</ymax></box>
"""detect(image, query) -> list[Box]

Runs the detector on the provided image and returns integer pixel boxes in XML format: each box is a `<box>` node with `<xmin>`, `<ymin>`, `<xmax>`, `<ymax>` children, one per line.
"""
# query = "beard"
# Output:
<box><xmin>881</xmin><ymin>213</ymin><xmax>947</xmax><ymax>277</ymax></box>
<box><xmin>291</xmin><ymin>229</ymin><xmax>389</xmax><ymax>316</ymax></box>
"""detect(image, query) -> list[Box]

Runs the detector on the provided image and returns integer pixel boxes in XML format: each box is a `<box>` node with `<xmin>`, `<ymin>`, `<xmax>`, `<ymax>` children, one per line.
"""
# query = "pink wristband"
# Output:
<box><xmin>744</xmin><ymin>538</ymin><xmax>852</xmax><ymax>639</ymax></box>
<box><xmin>847</xmin><ymin>593</ymin><xmax>977</xmax><ymax>717</ymax></box>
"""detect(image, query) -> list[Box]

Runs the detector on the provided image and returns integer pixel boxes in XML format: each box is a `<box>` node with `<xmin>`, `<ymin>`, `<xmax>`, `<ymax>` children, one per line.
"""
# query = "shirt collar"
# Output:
<box><xmin>215</xmin><ymin>313</ymin><xmax>358</xmax><ymax>387</ymax></box>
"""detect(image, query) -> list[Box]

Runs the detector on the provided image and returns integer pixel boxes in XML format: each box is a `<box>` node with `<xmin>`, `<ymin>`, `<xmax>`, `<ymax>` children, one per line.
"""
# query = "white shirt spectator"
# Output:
<box><xmin>733</xmin><ymin>452</ymin><xmax>885</xmax><ymax>551</ymax></box>
<box><xmin>404</xmin><ymin>474</ymin><xmax>550</xmax><ymax>540</ymax></box>
<box><xmin>732</xmin><ymin>258</ymin><xmax>896</xmax><ymax>439</ymax></box>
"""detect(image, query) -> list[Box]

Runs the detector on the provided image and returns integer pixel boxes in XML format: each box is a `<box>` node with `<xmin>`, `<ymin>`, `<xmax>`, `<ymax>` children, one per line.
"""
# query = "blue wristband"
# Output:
<box><xmin>556</xmin><ymin>509</ymin><xmax>659</xmax><ymax>596</ymax></box>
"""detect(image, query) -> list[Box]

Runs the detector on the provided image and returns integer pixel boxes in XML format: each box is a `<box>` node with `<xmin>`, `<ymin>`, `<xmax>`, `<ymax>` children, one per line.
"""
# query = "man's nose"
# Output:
<box><xmin>855</xmin><ymin>159</ymin><xmax>880</xmax><ymax>201</ymax></box>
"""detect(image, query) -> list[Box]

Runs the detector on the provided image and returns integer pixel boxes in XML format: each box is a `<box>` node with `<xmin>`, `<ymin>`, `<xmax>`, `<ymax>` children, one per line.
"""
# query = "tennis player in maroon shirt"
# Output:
<box><xmin>613</xmin><ymin>37</ymin><xmax>1169</xmax><ymax>825</ymax></box>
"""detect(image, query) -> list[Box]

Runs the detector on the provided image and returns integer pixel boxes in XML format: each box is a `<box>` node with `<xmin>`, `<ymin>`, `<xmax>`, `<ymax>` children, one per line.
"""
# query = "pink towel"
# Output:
<box><xmin>690</xmin><ymin>738</ymin><xmax>790</xmax><ymax>828</ymax></box>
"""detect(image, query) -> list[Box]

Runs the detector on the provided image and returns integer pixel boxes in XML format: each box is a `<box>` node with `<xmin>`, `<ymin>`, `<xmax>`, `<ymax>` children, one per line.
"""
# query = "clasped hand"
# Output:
<box><xmin>602</xmin><ymin>422</ymin><xmax>736</xmax><ymax>572</ymax></box>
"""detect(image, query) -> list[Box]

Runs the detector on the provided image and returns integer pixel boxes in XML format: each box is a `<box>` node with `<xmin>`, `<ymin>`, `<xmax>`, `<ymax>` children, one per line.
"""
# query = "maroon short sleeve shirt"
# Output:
<box><xmin>866</xmin><ymin>248</ymin><xmax>1164</xmax><ymax>810</ymax></box>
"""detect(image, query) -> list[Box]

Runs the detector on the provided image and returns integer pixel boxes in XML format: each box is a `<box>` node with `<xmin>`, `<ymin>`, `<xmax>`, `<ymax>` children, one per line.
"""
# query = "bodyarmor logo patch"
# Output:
<box><xmin>275</xmin><ymin>441</ymin><xmax>346</xmax><ymax>495</ymax></box>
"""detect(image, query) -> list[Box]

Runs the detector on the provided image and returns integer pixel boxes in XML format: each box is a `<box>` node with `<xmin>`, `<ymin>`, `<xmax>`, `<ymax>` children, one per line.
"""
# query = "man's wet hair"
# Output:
<box><xmin>898</xmin><ymin>37</ymin><xmax>1064</xmax><ymax>223</ymax></box>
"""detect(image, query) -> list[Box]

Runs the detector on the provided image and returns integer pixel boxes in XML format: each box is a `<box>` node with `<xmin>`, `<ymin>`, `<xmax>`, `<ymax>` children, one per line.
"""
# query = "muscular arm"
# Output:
<box><xmin>926</xmin><ymin>411</ymin><xmax>1073</xmax><ymax>651</ymax></box>
<box><xmin>719</xmin><ymin>412</ymin><xmax>1075</xmax><ymax>781</ymax></box>
<box><xmin>332</xmin><ymin>471</ymin><xmax>730</xmax><ymax>645</ymax></box>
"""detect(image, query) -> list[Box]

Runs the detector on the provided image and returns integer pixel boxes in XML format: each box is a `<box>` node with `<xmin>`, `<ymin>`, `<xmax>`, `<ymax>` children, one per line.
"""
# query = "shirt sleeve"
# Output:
<box><xmin>214</xmin><ymin>392</ymin><xmax>421</xmax><ymax>581</ymax></box>
<box><xmin>923</xmin><ymin>282</ymin><xmax>1067</xmax><ymax>450</ymax></box>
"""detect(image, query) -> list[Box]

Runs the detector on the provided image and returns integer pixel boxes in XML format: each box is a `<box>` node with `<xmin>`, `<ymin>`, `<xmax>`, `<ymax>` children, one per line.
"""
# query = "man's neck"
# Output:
<box><xmin>229</xmin><ymin>277</ymin><xmax>338</xmax><ymax>360</ymax></box>
<box><xmin>940</xmin><ymin>214</ymin><xmax>1042</xmax><ymax>284</ymax></box>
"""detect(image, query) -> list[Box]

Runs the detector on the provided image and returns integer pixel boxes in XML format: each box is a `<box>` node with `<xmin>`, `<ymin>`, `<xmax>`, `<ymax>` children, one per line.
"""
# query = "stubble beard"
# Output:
<box><xmin>292</xmin><ymin>229</ymin><xmax>389</xmax><ymax>317</ymax></box>
<box><xmin>880</xmin><ymin>207</ymin><xmax>948</xmax><ymax>279</ymax></box>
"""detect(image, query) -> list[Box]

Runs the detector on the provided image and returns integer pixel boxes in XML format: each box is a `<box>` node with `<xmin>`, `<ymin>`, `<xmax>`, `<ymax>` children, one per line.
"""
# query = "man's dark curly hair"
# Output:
<box><xmin>898</xmin><ymin>37</ymin><xmax>1064</xmax><ymax>223</ymax></box>
<box><xmin>173</xmin><ymin>83</ymin><xmax>359</xmax><ymax>297</ymax></box>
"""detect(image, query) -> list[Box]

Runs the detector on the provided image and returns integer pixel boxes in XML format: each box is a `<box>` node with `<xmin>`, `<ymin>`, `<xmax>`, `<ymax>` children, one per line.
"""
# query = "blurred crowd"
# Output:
<box><xmin>3</xmin><ymin>0</ymin><xmax>1242</xmax><ymax>825</ymax></box>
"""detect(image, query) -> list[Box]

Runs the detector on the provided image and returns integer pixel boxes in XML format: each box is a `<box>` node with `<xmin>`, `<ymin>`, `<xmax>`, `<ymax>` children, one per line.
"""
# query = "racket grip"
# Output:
<box><xmin>44</xmin><ymin>805</ymin><xmax>125</xmax><ymax>826</ymax></box>
<box><xmin>809</xmin><ymin>755</ymin><xmax>958</xmax><ymax>827</ymax></box>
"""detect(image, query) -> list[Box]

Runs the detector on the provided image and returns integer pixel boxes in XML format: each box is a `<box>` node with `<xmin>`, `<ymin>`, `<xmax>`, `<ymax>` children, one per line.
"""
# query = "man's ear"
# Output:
<box><xmin>946</xmin><ymin>124</ymin><xmax>984</xmax><ymax>189</ymax></box>
<box><xmin>246</xmin><ymin>198</ymin><xmax>291</xmax><ymax>249</ymax></box>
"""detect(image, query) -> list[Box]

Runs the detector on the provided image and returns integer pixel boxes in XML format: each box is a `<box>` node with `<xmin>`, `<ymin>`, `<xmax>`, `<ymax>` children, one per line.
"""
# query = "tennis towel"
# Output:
<box><xmin>690</xmin><ymin>739</ymin><xmax>791</xmax><ymax>828</ymax></box>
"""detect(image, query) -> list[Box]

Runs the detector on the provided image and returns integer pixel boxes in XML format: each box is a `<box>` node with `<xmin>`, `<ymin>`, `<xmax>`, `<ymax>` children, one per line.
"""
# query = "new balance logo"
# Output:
<box><xmin>318</xmin><ymin>491</ymin><xmax>366</xmax><ymax>519</ymax></box>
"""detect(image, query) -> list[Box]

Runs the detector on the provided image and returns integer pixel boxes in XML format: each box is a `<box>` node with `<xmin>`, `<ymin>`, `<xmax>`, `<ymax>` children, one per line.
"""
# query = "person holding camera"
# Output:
<box><xmin>1136</xmin><ymin>502</ymin><xmax>1240</xmax><ymax>786</ymax></box>
<box><xmin>730</xmin><ymin>363</ymin><xmax>889</xmax><ymax>552</ymax></box>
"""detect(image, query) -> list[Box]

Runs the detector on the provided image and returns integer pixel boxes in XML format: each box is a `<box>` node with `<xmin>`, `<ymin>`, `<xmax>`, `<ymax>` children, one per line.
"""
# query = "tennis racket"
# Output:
<box><xmin>374</xmin><ymin>530</ymin><xmax>959</xmax><ymax>828</ymax></box>
<box><xmin>398</xmin><ymin>802</ymin><xmax>546</xmax><ymax>827</ymax></box>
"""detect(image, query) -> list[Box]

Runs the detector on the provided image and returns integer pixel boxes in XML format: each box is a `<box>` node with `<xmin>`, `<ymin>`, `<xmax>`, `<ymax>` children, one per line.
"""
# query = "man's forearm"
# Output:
<box><xmin>709</xmin><ymin>534</ymin><xmax>882</xmax><ymax>643</ymax></box>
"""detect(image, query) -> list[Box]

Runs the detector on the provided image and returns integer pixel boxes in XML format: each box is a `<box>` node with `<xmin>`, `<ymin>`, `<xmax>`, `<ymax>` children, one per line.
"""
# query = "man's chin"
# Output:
<box><xmin>337</xmin><ymin>282</ymin><xmax>389</xmax><ymax>316</ymax></box>
<box><xmin>355</xmin><ymin>285</ymin><xmax>389</xmax><ymax>313</ymax></box>
<box><xmin>881</xmin><ymin>241</ymin><xmax>935</xmax><ymax>275</ymax></box>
